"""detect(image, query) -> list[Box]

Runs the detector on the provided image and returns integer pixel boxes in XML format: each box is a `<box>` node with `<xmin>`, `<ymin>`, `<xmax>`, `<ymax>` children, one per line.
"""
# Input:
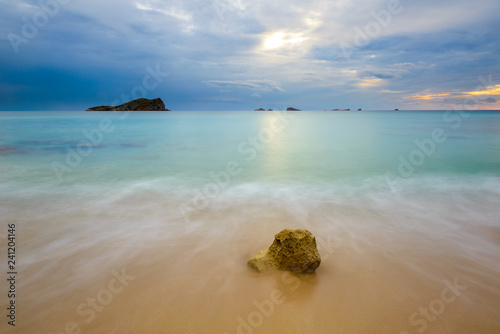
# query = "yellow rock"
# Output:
<box><xmin>248</xmin><ymin>229</ymin><xmax>321</xmax><ymax>273</ymax></box>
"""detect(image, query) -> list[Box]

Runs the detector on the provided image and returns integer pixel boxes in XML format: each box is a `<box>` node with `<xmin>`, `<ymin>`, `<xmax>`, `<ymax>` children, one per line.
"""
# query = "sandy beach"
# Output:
<box><xmin>1</xmin><ymin>111</ymin><xmax>500</xmax><ymax>333</ymax></box>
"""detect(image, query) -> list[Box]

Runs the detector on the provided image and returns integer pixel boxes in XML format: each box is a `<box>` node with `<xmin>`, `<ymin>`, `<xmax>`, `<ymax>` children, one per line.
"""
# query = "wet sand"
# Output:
<box><xmin>7</xmin><ymin>209</ymin><xmax>500</xmax><ymax>334</ymax></box>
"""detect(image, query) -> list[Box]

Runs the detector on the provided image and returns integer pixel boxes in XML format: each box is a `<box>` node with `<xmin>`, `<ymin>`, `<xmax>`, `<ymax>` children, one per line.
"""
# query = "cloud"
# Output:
<box><xmin>135</xmin><ymin>2</ymin><xmax>196</xmax><ymax>32</ymax></box>
<box><xmin>379</xmin><ymin>89</ymin><xmax>406</xmax><ymax>94</ymax></box>
<box><xmin>361</xmin><ymin>71</ymin><xmax>396</xmax><ymax>79</ymax></box>
<box><xmin>409</xmin><ymin>93</ymin><xmax>451</xmax><ymax>100</ymax></box>
<box><xmin>357</xmin><ymin>78</ymin><xmax>383</xmax><ymax>88</ymax></box>
<box><xmin>464</xmin><ymin>84</ymin><xmax>500</xmax><ymax>96</ymax></box>
<box><xmin>204</xmin><ymin>80</ymin><xmax>286</xmax><ymax>92</ymax></box>
<box><xmin>0</xmin><ymin>0</ymin><xmax>500</xmax><ymax>110</ymax></box>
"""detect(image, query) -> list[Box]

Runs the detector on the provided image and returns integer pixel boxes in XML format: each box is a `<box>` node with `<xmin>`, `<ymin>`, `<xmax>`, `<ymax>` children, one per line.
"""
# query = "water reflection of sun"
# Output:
<box><xmin>256</xmin><ymin>112</ymin><xmax>294</xmax><ymax>177</ymax></box>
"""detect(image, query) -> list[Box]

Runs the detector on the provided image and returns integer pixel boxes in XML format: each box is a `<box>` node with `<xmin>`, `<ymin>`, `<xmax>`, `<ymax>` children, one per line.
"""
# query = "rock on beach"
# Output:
<box><xmin>248</xmin><ymin>229</ymin><xmax>321</xmax><ymax>273</ymax></box>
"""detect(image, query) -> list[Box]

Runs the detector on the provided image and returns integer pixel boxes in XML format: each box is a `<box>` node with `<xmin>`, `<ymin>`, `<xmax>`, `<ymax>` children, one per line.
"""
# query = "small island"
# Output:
<box><xmin>86</xmin><ymin>98</ymin><xmax>170</xmax><ymax>111</ymax></box>
<box><xmin>287</xmin><ymin>107</ymin><xmax>301</xmax><ymax>111</ymax></box>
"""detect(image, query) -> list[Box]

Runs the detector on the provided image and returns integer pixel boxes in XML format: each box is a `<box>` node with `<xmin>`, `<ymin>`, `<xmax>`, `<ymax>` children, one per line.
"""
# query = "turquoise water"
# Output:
<box><xmin>2</xmin><ymin>110</ymin><xmax>499</xmax><ymax>182</ymax></box>
<box><xmin>1</xmin><ymin>110</ymin><xmax>500</xmax><ymax>333</ymax></box>
<box><xmin>2</xmin><ymin>110</ymin><xmax>500</xmax><ymax>190</ymax></box>
<box><xmin>2</xmin><ymin>111</ymin><xmax>500</xmax><ymax>224</ymax></box>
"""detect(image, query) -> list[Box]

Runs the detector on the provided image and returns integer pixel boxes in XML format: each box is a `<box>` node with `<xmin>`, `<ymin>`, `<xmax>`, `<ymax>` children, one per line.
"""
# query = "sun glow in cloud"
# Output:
<box><xmin>262</xmin><ymin>31</ymin><xmax>306</xmax><ymax>50</ymax></box>
<box><xmin>399</xmin><ymin>84</ymin><xmax>500</xmax><ymax>110</ymax></box>
<box><xmin>357</xmin><ymin>78</ymin><xmax>382</xmax><ymax>87</ymax></box>
<box><xmin>409</xmin><ymin>93</ymin><xmax>450</xmax><ymax>100</ymax></box>
<box><xmin>405</xmin><ymin>85</ymin><xmax>500</xmax><ymax>102</ymax></box>
<box><xmin>464</xmin><ymin>85</ymin><xmax>500</xmax><ymax>96</ymax></box>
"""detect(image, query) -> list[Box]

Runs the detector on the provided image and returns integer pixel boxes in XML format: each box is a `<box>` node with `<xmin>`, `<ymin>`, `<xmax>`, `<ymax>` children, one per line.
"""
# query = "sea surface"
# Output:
<box><xmin>1</xmin><ymin>110</ymin><xmax>500</xmax><ymax>333</ymax></box>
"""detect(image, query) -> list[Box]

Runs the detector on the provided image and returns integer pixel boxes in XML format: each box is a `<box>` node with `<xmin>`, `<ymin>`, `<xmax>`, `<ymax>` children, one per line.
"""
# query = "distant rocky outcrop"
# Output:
<box><xmin>287</xmin><ymin>107</ymin><xmax>301</xmax><ymax>111</ymax></box>
<box><xmin>86</xmin><ymin>98</ymin><xmax>169</xmax><ymax>111</ymax></box>
<box><xmin>254</xmin><ymin>108</ymin><xmax>266</xmax><ymax>111</ymax></box>
<box><xmin>248</xmin><ymin>229</ymin><xmax>321</xmax><ymax>273</ymax></box>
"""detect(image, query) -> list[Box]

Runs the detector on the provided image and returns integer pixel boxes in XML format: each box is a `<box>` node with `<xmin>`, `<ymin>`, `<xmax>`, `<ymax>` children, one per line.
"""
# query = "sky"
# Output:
<box><xmin>1</xmin><ymin>0</ymin><xmax>500</xmax><ymax>111</ymax></box>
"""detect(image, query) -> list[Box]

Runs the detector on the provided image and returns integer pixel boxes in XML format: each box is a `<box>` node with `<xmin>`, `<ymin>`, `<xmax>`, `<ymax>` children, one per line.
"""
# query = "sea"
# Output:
<box><xmin>1</xmin><ymin>110</ymin><xmax>499</xmax><ymax>333</ymax></box>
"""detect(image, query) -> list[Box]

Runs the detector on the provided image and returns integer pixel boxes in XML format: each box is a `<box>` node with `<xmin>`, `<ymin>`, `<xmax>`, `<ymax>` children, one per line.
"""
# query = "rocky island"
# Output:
<box><xmin>86</xmin><ymin>98</ymin><xmax>170</xmax><ymax>111</ymax></box>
